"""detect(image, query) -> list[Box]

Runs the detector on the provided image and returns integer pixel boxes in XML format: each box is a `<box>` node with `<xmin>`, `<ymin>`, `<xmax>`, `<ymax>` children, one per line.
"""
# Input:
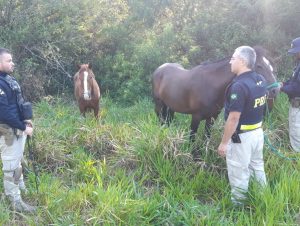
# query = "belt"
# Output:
<box><xmin>0</xmin><ymin>123</ymin><xmax>10</xmax><ymax>128</ymax></box>
<box><xmin>239</xmin><ymin>121</ymin><xmax>262</xmax><ymax>131</ymax></box>
<box><xmin>237</xmin><ymin>127</ymin><xmax>261</xmax><ymax>134</ymax></box>
<box><xmin>0</xmin><ymin>123</ymin><xmax>23</xmax><ymax>136</ymax></box>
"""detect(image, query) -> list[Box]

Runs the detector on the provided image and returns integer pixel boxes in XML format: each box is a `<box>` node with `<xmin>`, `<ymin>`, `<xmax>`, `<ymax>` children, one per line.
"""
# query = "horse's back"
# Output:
<box><xmin>152</xmin><ymin>63</ymin><xmax>205</xmax><ymax>113</ymax></box>
<box><xmin>153</xmin><ymin>63</ymin><xmax>185</xmax><ymax>95</ymax></box>
<box><xmin>152</xmin><ymin>63</ymin><xmax>189</xmax><ymax>86</ymax></box>
<box><xmin>153</xmin><ymin>63</ymin><xmax>186</xmax><ymax>77</ymax></box>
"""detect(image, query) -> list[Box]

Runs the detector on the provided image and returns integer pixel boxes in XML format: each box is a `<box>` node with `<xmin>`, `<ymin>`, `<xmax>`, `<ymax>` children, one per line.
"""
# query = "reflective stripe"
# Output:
<box><xmin>240</xmin><ymin>121</ymin><xmax>262</xmax><ymax>131</ymax></box>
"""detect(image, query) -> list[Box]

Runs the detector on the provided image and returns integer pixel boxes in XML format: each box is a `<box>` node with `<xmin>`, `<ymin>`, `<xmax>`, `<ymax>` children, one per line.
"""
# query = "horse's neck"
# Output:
<box><xmin>264</xmin><ymin>71</ymin><xmax>277</xmax><ymax>84</ymax></box>
<box><xmin>206</xmin><ymin>59</ymin><xmax>235</xmax><ymax>85</ymax></box>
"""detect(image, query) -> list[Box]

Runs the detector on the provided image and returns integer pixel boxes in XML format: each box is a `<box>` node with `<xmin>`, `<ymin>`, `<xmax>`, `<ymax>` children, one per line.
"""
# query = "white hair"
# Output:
<box><xmin>234</xmin><ymin>46</ymin><xmax>256</xmax><ymax>70</ymax></box>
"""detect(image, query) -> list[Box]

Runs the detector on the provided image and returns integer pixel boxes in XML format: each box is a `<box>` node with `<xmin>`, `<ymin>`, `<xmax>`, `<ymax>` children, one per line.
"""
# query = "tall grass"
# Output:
<box><xmin>0</xmin><ymin>94</ymin><xmax>299</xmax><ymax>225</ymax></box>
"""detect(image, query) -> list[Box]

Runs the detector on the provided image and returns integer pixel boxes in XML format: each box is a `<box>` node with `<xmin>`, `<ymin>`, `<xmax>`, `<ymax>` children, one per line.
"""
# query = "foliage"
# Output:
<box><xmin>0</xmin><ymin>0</ymin><xmax>299</xmax><ymax>103</ymax></box>
<box><xmin>0</xmin><ymin>1</ymin><xmax>299</xmax><ymax>224</ymax></box>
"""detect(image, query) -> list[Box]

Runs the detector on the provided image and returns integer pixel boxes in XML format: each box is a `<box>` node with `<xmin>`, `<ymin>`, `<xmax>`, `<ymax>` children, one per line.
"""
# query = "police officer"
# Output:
<box><xmin>280</xmin><ymin>37</ymin><xmax>300</xmax><ymax>152</ymax></box>
<box><xmin>218</xmin><ymin>46</ymin><xmax>267</xmax><ymax>205</ymax></box>
<box><xmin>0</xmin><ymin>48</ymin><xmax>36</xmax><ymax>212</ymax></box>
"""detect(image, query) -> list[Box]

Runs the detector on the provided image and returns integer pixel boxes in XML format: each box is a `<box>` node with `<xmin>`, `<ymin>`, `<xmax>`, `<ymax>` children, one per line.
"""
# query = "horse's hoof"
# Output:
<box><xmin>191</xmin><ymin>150</ymin><xmax>201</xmax><ymax>162</ymax></box>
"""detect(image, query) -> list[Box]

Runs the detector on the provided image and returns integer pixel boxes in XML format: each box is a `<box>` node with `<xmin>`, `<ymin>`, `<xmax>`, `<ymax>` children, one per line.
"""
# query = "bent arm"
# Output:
<box><xmin>221</xmin><ymin>111</ymin><xmax>241</xmax><ymax>145</ymax></box>
<box><xmin>218</xmin><ymin>111</ymin><xmax>240</xmax><ymax>157</ymax></box>
<box><xmin>281</xmin><ymin>81</ymin><xmax>300</xmax><ymax>97</ymax></box>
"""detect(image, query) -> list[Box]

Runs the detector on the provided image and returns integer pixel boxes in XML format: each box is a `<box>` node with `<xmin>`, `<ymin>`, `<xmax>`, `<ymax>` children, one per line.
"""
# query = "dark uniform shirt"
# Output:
<box><xmin>0</xmin><ymin>72</ymin><xmax>26</xmax><ymax>130</ymax></box>
<box><xmin>281</xmin><ymin>62</ymin><xmax>300</xmax><ymax>99</ymax></box>
<box><xmin>224</xmin><ymin>71</ymin><xmax>267</xmax><ymax>131</ymax></box>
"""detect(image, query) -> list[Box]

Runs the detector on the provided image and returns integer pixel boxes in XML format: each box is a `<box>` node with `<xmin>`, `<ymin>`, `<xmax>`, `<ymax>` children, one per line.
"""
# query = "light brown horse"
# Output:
<box><xmin>74</xmin><ymin>64</ymin><xmax>100</xmax><ymax>118</ymax></box>
<box><xmin>152</xmin><ymin>47</ymin><xmax>279</xmax><ymax>142</ymax></box>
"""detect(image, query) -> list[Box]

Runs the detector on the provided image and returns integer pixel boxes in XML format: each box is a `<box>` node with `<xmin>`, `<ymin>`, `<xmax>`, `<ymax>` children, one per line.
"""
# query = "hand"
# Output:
<box><xmin>218</xmin><ymin>143</ymin><xmax>227</xmax><ymax>157</ymax></box>
<box><xmin>24</xmin><ymin>120</ymin><xmax>33</xmax><ymax>128</ymax></box>
<box><xmin>279</xmin><ymin>82</ymin><xmax>284</xmax><ymax>90</ymax></box>
<box><xmin>24</xmin><ymin>125</ymin><xmax>33</xmax><ymax>136</ymax></box>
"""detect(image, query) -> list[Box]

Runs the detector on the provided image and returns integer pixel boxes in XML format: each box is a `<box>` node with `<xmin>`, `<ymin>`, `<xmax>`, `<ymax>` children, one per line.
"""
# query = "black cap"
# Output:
<box><xmin>288</xmin><ymin>37</ymin><xmax>300</xmax><ymax>54</ymax></box>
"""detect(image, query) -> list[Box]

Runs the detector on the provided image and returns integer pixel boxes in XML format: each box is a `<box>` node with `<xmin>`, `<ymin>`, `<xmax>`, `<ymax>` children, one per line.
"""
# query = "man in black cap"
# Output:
<box><xmin>280</xmin><ymin>37</ymin><xmax>300</xmax><ymax>152</ymax></box>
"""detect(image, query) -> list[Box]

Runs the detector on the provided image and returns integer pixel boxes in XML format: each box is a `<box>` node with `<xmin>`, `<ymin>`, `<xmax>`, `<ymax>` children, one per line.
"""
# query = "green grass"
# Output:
<box><xmin>0</xmin><ymin>93</ymin><xmax>299</xmax><ymax>225</ymax></box>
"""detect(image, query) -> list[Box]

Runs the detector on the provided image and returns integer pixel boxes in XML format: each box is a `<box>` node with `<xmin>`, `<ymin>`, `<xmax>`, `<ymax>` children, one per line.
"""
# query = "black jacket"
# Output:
<box><xmin>0</xmin><ymin>72</ymin><xmax>26</xmax><ymax>130</ymax></box>
<box><xmin>281</xmin><ymin>62</ymin><xmax>300</xmax><ymax>99</ymax></box>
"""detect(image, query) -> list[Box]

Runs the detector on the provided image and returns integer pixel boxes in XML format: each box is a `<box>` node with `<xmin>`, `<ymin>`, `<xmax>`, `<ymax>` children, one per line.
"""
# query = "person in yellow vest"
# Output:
<box><xmin>280</xmin><ymin>37</ymin><xmax>300</xmax><ymax>152</ymax></box>
<box><xmin>218</xmin><ymin>46</ymin><xmax>267</xmax><ymax>205</ymax></box>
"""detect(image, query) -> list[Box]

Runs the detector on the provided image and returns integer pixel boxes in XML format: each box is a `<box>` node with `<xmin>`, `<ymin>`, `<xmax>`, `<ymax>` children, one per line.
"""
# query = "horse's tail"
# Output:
<box><xmin>152</xmin><ymin>65</ymin><xmax>165</xmax><ymax>101</ymax></box>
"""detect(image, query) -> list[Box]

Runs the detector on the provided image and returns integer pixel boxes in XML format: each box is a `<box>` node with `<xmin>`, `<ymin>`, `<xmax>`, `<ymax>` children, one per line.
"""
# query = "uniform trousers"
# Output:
<box><xmin>0</xmin><ymin>126</ymin><xmax>27</xmax><ymax>201</ymax></box>
<box><xmin>226</xmin><ymin>128</ymin><xmax>266</xmax><ymax>204</ymax></box>
<box><xmin>289</xmin><ymin>104</ymin><xmax>300</xmax><ymax>152</ymax></box>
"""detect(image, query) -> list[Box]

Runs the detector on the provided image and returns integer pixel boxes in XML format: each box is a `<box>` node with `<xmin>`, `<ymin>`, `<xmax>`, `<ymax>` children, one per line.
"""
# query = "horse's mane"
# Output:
<box><xmin>199</xmin><ymin>56</ymin><xmax>230</xmax><ymax>66</ymax></box>
<box><xmin>198</xmin><ymin>46</ymin><xmax>271</xmax><ymax>67</ymax></box>
<box><xmin>169</xmin><ymin>46</ymin><xmax>272</xmax><ymax>73</ymax></box>
<box><xmin>253</xmin><ymin>46</ymin><xmax>276</xmax><ymax>70</ymax></box>
<box><xmin>253</xmin><ymin>46</ymin><xmax>267</xmax><ymax>58</ymax></box>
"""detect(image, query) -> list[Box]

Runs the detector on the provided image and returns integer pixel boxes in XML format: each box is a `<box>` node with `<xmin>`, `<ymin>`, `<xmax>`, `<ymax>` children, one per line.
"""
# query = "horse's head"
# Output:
<box><xmin>253</xmin><ymin>46</ymin><xmax>280</xmax><ymax>111</ymax></box>
<box><xmin>76</xmin><ymin>63</ymin><xmax>95</xmax><ymax>100</ymax></box>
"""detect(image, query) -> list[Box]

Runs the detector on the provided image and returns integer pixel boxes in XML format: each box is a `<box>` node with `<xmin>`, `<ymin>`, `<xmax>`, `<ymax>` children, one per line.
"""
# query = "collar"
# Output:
<box><xmin>233</xmin><ymin>71</ymin><xmax>254</xmax><ymax>82</ymax></box>
<box><xmin>0</xmin><ymin>72</ymin><xmax>7</xmax><ymax>77</ymax></box>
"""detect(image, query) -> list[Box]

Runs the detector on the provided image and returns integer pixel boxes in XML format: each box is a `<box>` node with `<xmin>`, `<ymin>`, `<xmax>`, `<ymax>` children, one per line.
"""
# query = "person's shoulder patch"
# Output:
<box><xmin>0</xmin><ymin>88</ymin><xmax>5</xmax><ymax>96</ymax></box>
<box><xmin>231</xmin><ymin>93</ymin><xmax>237</xmax><ymax>100</ymax></box>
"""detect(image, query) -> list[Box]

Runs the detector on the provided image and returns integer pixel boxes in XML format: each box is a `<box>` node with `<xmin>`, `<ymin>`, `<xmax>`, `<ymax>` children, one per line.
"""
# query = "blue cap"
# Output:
<box><xmin>288</xmin><ymin>37</ymin><xmax>300</xmax><ymax>54</ymax></box>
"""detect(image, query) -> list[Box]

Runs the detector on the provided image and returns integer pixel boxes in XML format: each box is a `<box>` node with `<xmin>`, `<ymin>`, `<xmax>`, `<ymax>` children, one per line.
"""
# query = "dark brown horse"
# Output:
<box><xmin>74</xmin><ymin>64</ymin><xmax>100</xmax><ymax>118</ymax></box>
<box><xmin>152</xmin><ymin>47</ymin><xmax>279</xmax><ymax>142</ymax></box>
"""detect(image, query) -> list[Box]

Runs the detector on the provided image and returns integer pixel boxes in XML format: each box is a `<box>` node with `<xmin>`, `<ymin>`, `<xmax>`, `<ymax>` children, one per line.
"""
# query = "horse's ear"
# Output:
<box><xmin>88</xmin><ymin>63</ymin><xmax>92</xmax><ymax>69</ymax></box>
<box><xmin>76</xmin><ymin>64</ymin><xmax>81</xmax><ymax>70</ymax></box>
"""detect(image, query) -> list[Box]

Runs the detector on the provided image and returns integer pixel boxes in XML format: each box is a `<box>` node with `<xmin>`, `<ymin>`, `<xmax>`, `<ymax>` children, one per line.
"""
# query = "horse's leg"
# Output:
<box><xmin>165</xmin><ymin>107</ymin><xmax>174</xmax><ymax>126</ymax></box>
<box><xmin>94</xmin><ymin>107</ymin><xmax>99</xmax><ymax>119</ymax></box>
<box><xmin>203</xmin><ymin>117</ymin><xmax>216</xmax><ymax>154</ymax></box>
<box><xmin>190</xmin><ymin>114</ymin><xmax>202</xmax><ymax>143</ymax></box>
<box><xmin>79</xmin><ymin>104</ymin><xmax>86</xmax><ymax>117</ymax></box>
<box><xmin>94</xmin><ymin>101</ymin><xmax>99</xmax><ymax>119</ymax></box>
<box><xmin>190</xmin><ymin>114</ymin><xmax>203</xmax><ymax>161</ymax></box>
<box><xmin>204</xmin><ymin>117</ymin><xmax>215</xmax><ymax>139</ymax></box>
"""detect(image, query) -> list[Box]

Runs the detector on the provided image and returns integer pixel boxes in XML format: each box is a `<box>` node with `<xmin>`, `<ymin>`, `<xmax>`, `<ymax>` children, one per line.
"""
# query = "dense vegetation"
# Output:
<box><xmin>0</xmin><ymin>0</ymin><xmax>300</xmax><ymax>225</ymax></box>
<box><xmin>0</xmin><ymin>95</ymin><xmax>299</xmax><ymax>225</ymax></box>
<box><xmin>0</xmin><ymin>0</ymin><xmax>300</xmax><ymax>103</ymax></box>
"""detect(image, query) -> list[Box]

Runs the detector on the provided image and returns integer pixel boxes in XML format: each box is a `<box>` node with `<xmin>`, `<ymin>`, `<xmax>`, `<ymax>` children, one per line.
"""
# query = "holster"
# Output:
<box><xmin>231</xmin><ymin>132</ymin><xmax>241</xmax><ymax>143</ymax></box>
<box><xmin>0</xmin><ymin>124</ymin><xmax>14</xmax><ymax>146</ymax></box>
<box><xmin>20</xmin><ymin>102</ymin><xmax>33</xmax><ymax>120</ymax></box>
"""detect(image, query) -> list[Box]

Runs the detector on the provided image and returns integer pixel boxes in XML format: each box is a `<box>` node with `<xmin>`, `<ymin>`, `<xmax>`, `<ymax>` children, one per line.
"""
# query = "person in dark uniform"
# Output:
<box><xmin>218</xmin><ymin>46</ymin><xmax>267</xmax><ymax>205</ymax></box>
<box><xmin>280</xmin><ymin>37</ymin><xmax>300</xmax><ymax>152</ymax></box>
<box><xmin>0</xmin><ymin>48</ymin><xmax>36</xmax><ymax>212</ymax></box>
